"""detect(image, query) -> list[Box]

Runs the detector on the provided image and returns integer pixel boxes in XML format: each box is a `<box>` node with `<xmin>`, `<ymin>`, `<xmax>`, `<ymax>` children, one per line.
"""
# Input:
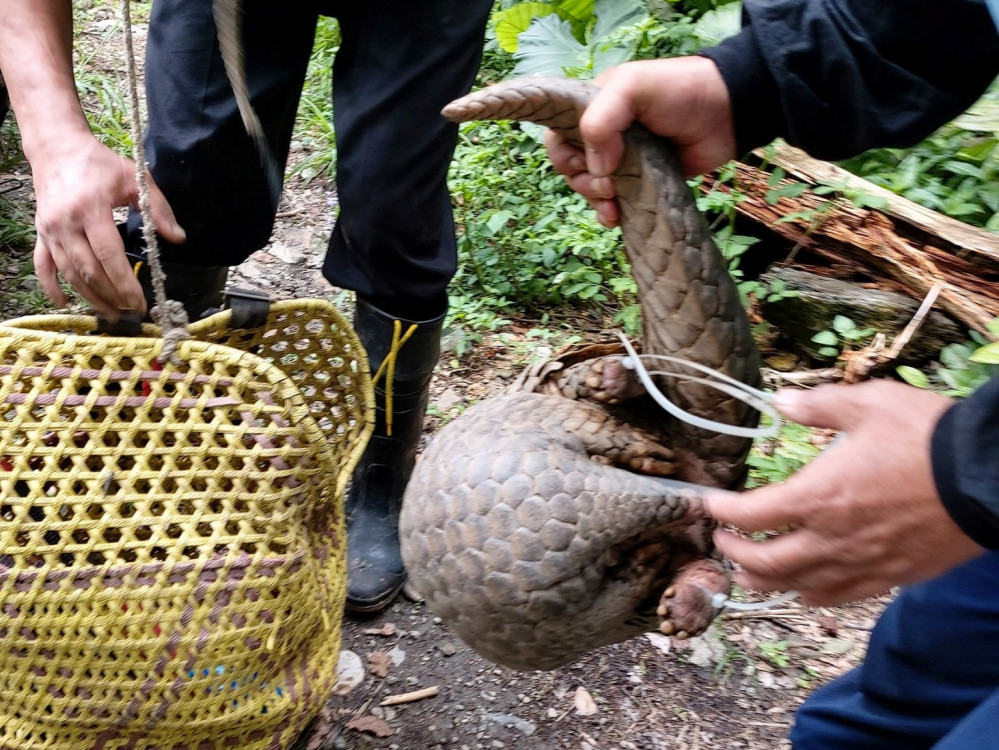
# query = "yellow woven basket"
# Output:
<box><xmin>0</xmin><ymin>299</ymin><xmax>373</xmax><ymax>750</ymax></box>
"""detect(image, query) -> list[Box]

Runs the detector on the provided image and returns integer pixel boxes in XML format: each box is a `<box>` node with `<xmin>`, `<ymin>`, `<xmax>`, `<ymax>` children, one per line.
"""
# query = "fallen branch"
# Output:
<box><xmin>761</xmin><ymin>143</ymin><xmax>999</xmax><ymax>266</ymax></box>
<box><xmin>761</xmin><ymin>367</ymin><xmax>842</xmax><ymax>388</ymax></box>
<box><xmin>881</xmin><ymin>282</ymin><xmax>943</xmax><ymax>362</ymax></box>
<box><xmin>722</xmin><ymin>608</ymin><xmax>800</xmax><ymax>620</ymax></box>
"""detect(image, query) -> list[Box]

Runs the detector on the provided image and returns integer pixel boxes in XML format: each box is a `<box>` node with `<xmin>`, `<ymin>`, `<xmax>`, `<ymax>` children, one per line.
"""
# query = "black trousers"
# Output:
<box><xmin>127</xmin><ymin>0</ymin><xmax>492</xmax><ymax>317</ymax></box>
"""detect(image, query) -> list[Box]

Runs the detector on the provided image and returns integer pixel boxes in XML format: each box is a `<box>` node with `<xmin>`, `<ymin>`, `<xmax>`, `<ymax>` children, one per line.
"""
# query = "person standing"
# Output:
<box><xmin>0</xmin><ymin>0</ymin><xmax>493</xmax><ymax>613</ymax></box>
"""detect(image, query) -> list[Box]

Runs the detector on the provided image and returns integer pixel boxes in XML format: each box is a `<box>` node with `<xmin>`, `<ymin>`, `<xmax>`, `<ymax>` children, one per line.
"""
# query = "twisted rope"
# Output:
<box><xmin>119</xmin><ymin>0</ymin><xmax>190</xmax><ymax>363</ymax></box>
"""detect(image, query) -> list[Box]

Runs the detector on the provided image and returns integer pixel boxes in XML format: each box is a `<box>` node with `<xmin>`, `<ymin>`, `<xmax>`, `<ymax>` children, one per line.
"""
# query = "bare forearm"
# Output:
<box><xmin>0</xmin><ymin>1</ymin><xmax>92</xmax><ymax>162</ymax></box>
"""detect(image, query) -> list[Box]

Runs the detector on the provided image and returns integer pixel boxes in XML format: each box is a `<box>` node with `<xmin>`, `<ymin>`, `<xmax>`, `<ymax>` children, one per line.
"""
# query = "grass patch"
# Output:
<box><xmin>289</xmin><ymin>16</ymin><xmax>340</xmax><ymax>183</ymax></box>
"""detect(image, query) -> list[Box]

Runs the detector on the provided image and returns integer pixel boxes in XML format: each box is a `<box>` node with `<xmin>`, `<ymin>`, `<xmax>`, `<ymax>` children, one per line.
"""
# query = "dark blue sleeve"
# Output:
<box><xmin>932</xmin><ymin>378</ymin><xmax>999</xmax><ymax>549</ymax></box>
<box><xmin>701</xmin><ymin>0</ymin><xmax>999</xmax><ymax>546</ymax></box>
<box><xmin>701</xmin><ymin>0</ymin><xmax>999</xmax><ymax>159</ymax></box>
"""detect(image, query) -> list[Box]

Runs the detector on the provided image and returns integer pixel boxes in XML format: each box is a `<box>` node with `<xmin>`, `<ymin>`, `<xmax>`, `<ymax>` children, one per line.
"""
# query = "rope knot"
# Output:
<box><xmin>152</xmin><ymin>300</ymin><xmax>191</xmax><ymax>365</ymax></box>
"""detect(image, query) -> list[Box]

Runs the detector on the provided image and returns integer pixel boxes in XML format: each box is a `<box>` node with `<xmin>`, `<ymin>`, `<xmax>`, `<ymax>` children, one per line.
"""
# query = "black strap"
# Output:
<box><xmin>95</xmin><ymin>310</ymin><xmax>144</xmax><ymax>337</ymax></box>
<box><xmin>225</xmin><ymin>287</ymin><xmax>271</xmax><ymax>329</ymax></box>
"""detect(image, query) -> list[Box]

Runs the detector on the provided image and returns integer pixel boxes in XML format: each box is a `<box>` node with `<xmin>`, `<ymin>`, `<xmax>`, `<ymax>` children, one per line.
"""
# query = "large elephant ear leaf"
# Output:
<box><xmin>554</xmin><ymin>0</ymin><xmax>597</xmax><ymax>39</ymax></box>
<box><xmin>513</xmin><ymin>14</ymin><xmax>589</xmax><ymax>77</ymax></box>
<box><xmin>589</xmin><ymin>0</ymin><xmax>649</xmax><ymax>76</ymax></box>
<box><xmin>692</xmin><ymin>2</ymin><xmax>743</xmax><ymax>46</ymax></box>
<box><xmin>494</xmin><ymin>2</ymin><xmax>559</xmax><ymax>53</ymax></box>
<box><xmin>591</xmin><ymin>0</ymin><xmax>647</xmax><ymax>42</ymax></box>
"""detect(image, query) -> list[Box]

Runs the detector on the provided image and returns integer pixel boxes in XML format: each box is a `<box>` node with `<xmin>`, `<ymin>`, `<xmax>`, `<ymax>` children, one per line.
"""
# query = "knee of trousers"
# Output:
<box><xmin>124</xmin><ymin>201</ymin><xmax>277</xmax><ymax>268</ymax></box>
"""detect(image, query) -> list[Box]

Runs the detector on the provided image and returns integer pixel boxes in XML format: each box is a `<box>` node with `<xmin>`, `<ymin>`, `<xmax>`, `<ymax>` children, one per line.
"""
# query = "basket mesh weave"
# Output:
<box><xmin>0</xmin><ymin>299</ymin><xmax>373</xmax><ymax>750</ymax></box>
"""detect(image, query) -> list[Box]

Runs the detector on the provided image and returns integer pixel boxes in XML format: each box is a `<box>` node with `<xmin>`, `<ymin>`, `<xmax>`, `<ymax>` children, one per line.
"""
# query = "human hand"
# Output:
<box><xmin>703</xmin><ymin>381</ymin><xmax>985</xmax><ymax>606</ymax></box>
<box><xmin>544</xmin><ymin>56</ymin><xmax>737</xmax><ymax>227</ymax></box>
<box><xmin>30</xmin><ymin>134</ymin><xmax>185</xmax><ymax>320</ymax></box>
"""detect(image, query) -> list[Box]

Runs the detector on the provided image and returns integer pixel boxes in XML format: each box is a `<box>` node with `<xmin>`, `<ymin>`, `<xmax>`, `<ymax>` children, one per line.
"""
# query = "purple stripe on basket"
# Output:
<box><xmin>0</xmin><ymin>363</ymin><xmax>233</xmax><ymax>388</ymax></box>
<box><xmin>3</xmin><ymin>393</ymin><xmax>241</xmax><ymax>409</ymax></box>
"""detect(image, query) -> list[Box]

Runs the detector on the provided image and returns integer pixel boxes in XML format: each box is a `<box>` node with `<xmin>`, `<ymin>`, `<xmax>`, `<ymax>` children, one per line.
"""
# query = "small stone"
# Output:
<box><xmin>440</xmin><ymin>642</ymin><xmax>457</xmax><ymax>657</ymax></box>
<box><xmin>271</xmin><ymin>242</ymin><xmax>307</xmax><ymax>265</ymax></box>
<box><xmin>389</xmin><ymin>646</ymin><xmax>407</xmax><ymax>666</ymax></box>
<box><xmin>573</xmin><ymin>687</ymin><xmax>598</xmax><ymax>716</ymax></box>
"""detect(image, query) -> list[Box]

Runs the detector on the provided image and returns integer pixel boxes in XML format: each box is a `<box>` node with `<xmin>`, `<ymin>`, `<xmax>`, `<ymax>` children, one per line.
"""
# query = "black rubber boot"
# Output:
<box><xmin>346</xmin><ymin>297</ymin><xmax>444</xmax><ymax>613</ymax></box>
<box><xmin>117</xmin><ymin>222</ymin><xmax>229</xmax><ymax>322</ymax></box>
<box><xmin>128</xmin><ymin>251</ymin><xmax>229</xmax><ymax>322</ymax></box>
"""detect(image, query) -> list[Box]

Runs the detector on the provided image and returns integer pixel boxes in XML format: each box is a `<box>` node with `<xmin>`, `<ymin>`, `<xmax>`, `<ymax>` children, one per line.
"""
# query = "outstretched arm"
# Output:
<box><xmin>549</xmin><ymin>0</ymin><xmax>999</xmax><ymax>226</ymax></box>
<box><xmin>704</xmin><ymin>383</ymin><xmax>986</xmax><ymax>606</ymax></box>
<box><xmin>705</xmin><ymin>0</ymin><xmax>999</xmax><ymax>160</ymax></box>
<box><xmin>0</xmin><ymin>0</ymin><xmax>184</xmax><ymax>319</ymax></box>
<box><xmin>544</xmin><ymin>0</ymin><xmax>999</xmax><ymax>605</ymax></box>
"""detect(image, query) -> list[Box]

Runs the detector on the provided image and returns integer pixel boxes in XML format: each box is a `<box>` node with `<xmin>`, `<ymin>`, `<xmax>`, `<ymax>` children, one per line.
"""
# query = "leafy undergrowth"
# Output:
<box><xmin>840</xmin><ymin>87</ymin><xmax>999</xmax><ymax>231</ymax></box>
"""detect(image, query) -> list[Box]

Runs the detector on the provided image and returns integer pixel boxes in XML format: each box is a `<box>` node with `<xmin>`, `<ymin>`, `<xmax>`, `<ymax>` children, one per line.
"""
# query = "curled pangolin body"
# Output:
<box><xmin>401</xmin><ymin>78</ymin><xmax>761</xmax><ymax>670</ymax></box>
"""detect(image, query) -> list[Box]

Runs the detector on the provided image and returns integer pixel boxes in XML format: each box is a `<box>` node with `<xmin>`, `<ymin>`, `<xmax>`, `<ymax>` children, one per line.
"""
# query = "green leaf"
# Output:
<box><xmin>554</xmin><ymin>0</ymin><xmax>597</xmax><ymax>24</ymax></box>
<box><xmin>494</xmin><ymin>3</ymin><xmax>559</xmax><ymax>53</ymax></box>
<box><xmin>811</xmin><ymin>330</ymin><xmax>839</xmax><ymax>346</ymax></box>
<box><xmin>937</xmin><ymin>367</ymin><xmax>971</xmax><ymax>394</ymax></box>
<box><xmin>774</xmin><ymin>208</ymin><xmax>821</xmax><ymax>225</ymax></box>
<box><xmin>896</xmin><ymin>366</ymin><xmax>930</xmax><ymax>389</ymax></box>
<box><xmin>940</xmin><ymin>343</ymin><xmax>973</xmax><ymax>369</ymax></box>
<box><xmin>850</xmin><ymin>192</ymin><xmax>889</xmax><ymax>211</ymax></box>
<box><xmin>486</xmin><ymin>210</ymin><xmax>515</xmax><ymax>235</ymax></box>
<box><xmin>952</xmin><ymin>98</ymin><xmax>999</xmax><ymax>135</ymax></box>
<box><xmin>987</xmin><ymin>317</ymin><xmax>999</xmax><ymax>338</ymax></box>
<box><xmin>591</xmin><ymin>38</ymin><xmax>639</xmax><ymax>76</ymax></box>
<box><xmin>591</xmin><ymin>0</ymin><xmax>647</xmax><ymax>42</ymax></box>
<box><xmin>692</xmin><ymin>2</ymin><xmax>743</xmax><ymax>47</ymax></box>
<box><xmin>513</xmin><ymin>15</ymin><xmax>588</xmax><ymax>77</ymax></box>
<box><xmin>969</xmin><ymin>341</ymin><xmax>999</xmax><ymax>364</ymax></box>
<box><xmin>832</xmin><ymin>315</ymin><xmax>855</xmax><ymax>334</ymax></box>
<box><xmin>817</xmin><ymin>346</ymin><xmax>840</xmax><ymax>358</ymax></box>
<box><xmin>766</xmin><ymin>167</ymin><xmax>786</xmax><ymax>187</ymax></box>
<box><xmin>765</xmin><ymin>181</ymin><xmax>808</xmax><ymax>205</ymax></box>
<box><xmin>942</xmin><ymin>160</ymin><xmax>984</xmax><ymax>178</ymax></box>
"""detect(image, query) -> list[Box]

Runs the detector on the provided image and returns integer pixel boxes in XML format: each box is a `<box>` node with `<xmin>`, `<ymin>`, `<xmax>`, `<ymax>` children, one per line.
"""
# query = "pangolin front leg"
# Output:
<box><xmin>543</xmin><ymin>355</ymin><xmax>646</xmax><ymax>405</ymax></box>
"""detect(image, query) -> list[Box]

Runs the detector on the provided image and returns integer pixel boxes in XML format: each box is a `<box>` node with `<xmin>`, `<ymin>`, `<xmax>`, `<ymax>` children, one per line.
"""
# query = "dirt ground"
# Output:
<box><xmin>0</xmin><ymin>4</ymin><xmax>895</xmax><ymax>748</ymax></box>
<box><xmin>221</xmin><ymin>184</ymin><xmax>889</xmax><ymax>750</ymax></box>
